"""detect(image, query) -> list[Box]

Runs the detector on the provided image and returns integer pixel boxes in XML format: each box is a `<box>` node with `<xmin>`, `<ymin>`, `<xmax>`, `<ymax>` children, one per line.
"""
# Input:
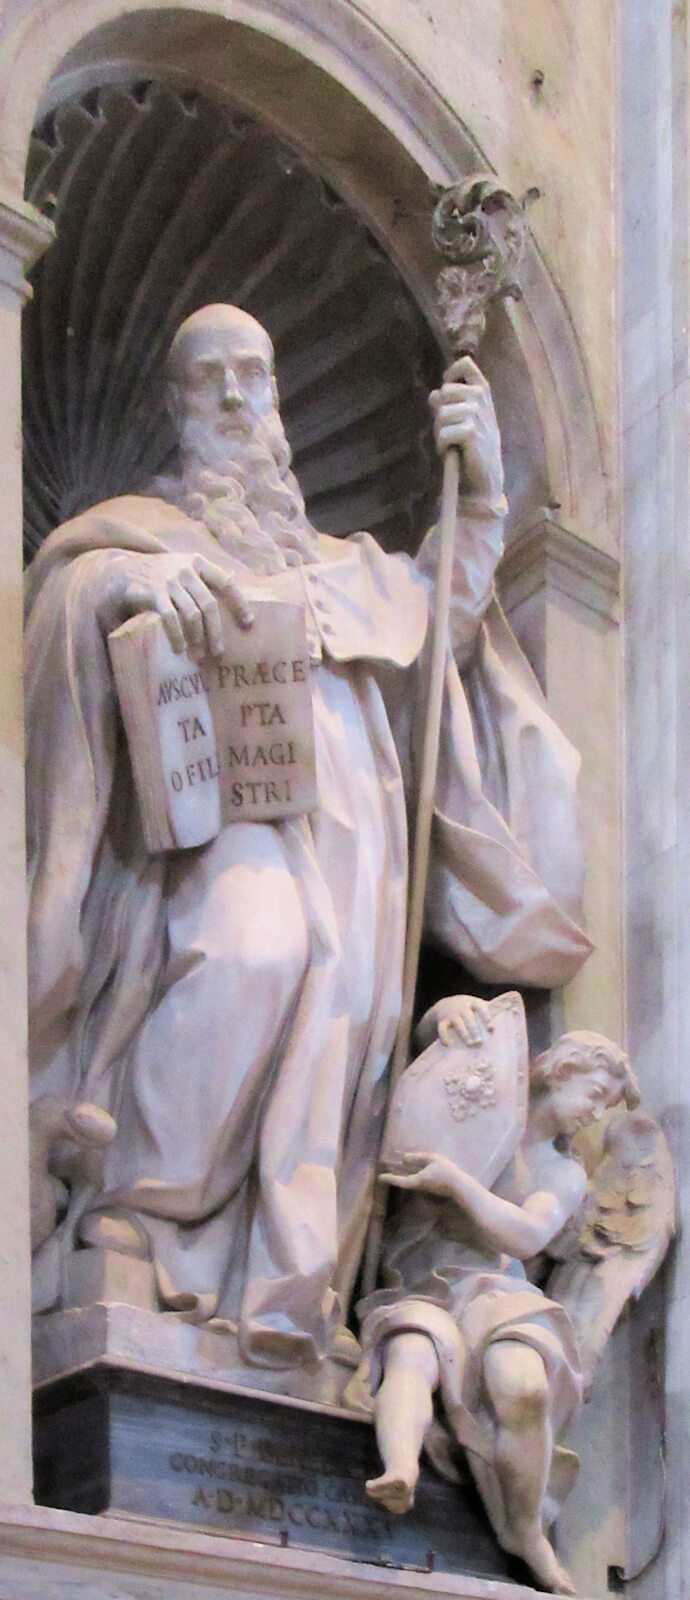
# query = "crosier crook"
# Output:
<box><xmin>361</xmin><ymin>174</ymin><xmax>539</xmax><ymax>1298</ymax></box>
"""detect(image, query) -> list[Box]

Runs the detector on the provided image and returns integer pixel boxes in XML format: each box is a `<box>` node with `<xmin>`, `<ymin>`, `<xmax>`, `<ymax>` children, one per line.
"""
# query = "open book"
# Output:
<box><xmin>108</xmin><ymin>599</ymin><xmax>318</xmax><ymax>853</ymax></box>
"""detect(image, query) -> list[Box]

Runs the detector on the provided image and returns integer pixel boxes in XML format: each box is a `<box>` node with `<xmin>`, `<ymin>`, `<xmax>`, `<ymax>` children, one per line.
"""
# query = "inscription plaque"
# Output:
<box><xmin>33</xmin><ymin>1367</ymin><xmax>512</xmax><ymax>1579</ymax></box>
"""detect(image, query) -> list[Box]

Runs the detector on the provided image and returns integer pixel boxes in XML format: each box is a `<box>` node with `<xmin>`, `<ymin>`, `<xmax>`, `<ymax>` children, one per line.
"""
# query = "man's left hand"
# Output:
<box><xmin>430</xmin><ymin>356</ymin><xmax>504</xmax><ymax>501</ymax></box>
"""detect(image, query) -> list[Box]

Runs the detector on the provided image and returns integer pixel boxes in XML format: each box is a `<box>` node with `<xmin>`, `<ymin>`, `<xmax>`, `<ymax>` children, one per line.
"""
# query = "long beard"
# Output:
<box><xmin>148</xmin><ymin>418</ymin><xmax>321</xmax><ymax>575</ymax></box>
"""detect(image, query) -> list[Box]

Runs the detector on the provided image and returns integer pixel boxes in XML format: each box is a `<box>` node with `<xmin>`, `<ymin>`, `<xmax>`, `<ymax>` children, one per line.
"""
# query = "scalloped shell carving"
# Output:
<box><xmin>23</xmin><ymin>82</ymin><xmax>440</xmax><ymax>562</ymax></box>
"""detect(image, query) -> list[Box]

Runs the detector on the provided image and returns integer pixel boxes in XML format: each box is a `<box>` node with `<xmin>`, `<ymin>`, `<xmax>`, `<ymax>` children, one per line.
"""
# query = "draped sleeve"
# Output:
<box><xmin>409</xmin><ymin>498</ymin><xmax>593</xmax><ymax>988</ymax></box>
<box><xmin>24</xmin><ymin>502</ymin><xmax>176</xmax><ymax>1075</ymax></box>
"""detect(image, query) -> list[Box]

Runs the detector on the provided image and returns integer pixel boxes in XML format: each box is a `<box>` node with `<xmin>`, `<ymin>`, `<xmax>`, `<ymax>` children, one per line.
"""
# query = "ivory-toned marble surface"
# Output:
<box><xmin>33</xmin><ymin>1303</ymin><xmax>357</xmax><ymax>1412</ymax></box>
<box><xmin>0</xmin><ymin>206</ymin><xmax>53</xmax><ymax>1507</ymax></box>
<box><xmin>335</xmin><ymin>0</ymin><xmax>618</xmax><ymax>530</ymax></box>
<box><xmin>0</xmin><ymin>1502</ymin><xmax>605</xmax><ymax>1600</ymax></box>
<box><xmin>621</xmin><ymin>4</ymin><xmax>690</xmax><ymax>1598</ymax></box>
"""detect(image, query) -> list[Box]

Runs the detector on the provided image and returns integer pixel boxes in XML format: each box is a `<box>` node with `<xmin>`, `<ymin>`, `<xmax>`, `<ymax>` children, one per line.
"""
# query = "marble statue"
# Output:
<box><xmin>29</xmin><ymin>1099</ymin><xmax>116</xmax><ymax>1253</ymax></box>
<box><xmin>354</xmin><ymin>996</ymin><xmax>675</xmax><ymax>1594</ymax></box>
<box><xmin>26</xmin><ymin>302</ymin><xmax>593</xmax><ymax>1366</ymax></box>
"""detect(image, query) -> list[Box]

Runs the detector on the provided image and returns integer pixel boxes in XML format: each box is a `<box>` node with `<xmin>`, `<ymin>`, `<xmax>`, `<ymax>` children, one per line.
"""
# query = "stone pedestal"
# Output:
<box><xmin>33</xmin><ymin>1337</ymin><xmax>513</xmax><ymax>1583</ymax></box>
<box><xmin>31</xmin><ymin>1299</ymin><xmax>525</xmax><ymax>1587</ymax></box>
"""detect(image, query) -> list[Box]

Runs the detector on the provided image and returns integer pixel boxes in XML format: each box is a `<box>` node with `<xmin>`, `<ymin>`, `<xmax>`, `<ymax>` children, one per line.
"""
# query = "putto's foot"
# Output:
<box><xmin>365</xmin><ymin>1470</ymin><xmax>416</xmax><ymax>1515</ymax></box>
<box><xmin>78</xmin><ymin>1209</ymin><xmax>150</xmax><ymax>1260</ymax></box>
<box><xmin>517</xmin><ymin>1532</ymin><xmax>576</xmax><ymax>1595</ymax></box>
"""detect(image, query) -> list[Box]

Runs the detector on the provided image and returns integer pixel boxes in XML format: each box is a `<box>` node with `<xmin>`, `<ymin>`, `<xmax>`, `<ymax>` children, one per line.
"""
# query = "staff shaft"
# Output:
<box><xmin>360</xmin><ymin>443</ymin><xmax>460</xmax><ymax>1298</ymax></box>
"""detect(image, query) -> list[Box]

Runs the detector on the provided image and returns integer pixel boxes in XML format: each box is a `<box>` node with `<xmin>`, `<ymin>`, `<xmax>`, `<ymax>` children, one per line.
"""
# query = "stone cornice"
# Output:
<box><xmin>0</xmin><ymin>192</ymin><xmax>53</xmax><ymax>298</ymax></box>
<box><xmin>498</xmin><ymin>515</ymin><xmax>620</xmax><ymax>624</ymax></box>
<box><xmin>0</xmin><ymin>1502</ymin><xmax>589</xmax><ymax>1600</ymax></box>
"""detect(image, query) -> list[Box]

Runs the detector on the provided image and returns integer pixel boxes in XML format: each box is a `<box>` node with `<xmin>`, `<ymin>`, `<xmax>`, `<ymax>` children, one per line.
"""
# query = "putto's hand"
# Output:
<box><xmin>438</xmin><ymin>995</ymin><xmax>493</xmax><ymax>1049</ymax></box>
<box><xmin>380</xmin><ymin>1150</ymin><xmax>465</xmax><ymax>1201</ymax></box>
<box><xmin>101</xmin><ymin>551</ymin><xmax>253</xmax><ymax>658</ymax></box>
<box><xmin>429</xmin><ymin>356</ymin><xmax>504</xmax><ymax>501</ymax></box>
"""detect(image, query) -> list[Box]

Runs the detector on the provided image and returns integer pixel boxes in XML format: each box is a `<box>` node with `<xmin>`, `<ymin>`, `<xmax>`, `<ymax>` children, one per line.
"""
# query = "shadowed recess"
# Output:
<box><xmin>23</xmin><ymin>80</ymin><xmax>440</xmax><ymax>562</ymax></box>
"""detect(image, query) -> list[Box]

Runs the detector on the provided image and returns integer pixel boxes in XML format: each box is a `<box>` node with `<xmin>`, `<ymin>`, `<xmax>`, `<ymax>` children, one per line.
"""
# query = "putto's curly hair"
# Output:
<box><xmin>531</xmin><ymin>1030</ymin><xmax>640</xmax><ymax>1110</ymax></box>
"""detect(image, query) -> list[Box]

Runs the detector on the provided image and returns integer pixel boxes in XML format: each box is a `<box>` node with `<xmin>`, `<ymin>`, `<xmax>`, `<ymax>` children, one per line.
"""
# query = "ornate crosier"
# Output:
<box><xmin>431</xmin><ymin>175</ymin><xmax>540</xmax><ymax>356</ymax></box>
<box><xmin>393</xmin><ymin>169</ymin><xmax>540</xmax><ymax>1069</ymax></box>
<box><xmin>361</xmin><ymin>172</ymin><xmax>538</xmax><ymax>1297</ymax></box>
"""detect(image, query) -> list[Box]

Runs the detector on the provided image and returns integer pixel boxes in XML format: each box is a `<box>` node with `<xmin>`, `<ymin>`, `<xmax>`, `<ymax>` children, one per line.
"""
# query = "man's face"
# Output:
<box><xmin>172</xmin><ymin>314</ymin><xmax>289</xmax><ymax>472</ymax></box>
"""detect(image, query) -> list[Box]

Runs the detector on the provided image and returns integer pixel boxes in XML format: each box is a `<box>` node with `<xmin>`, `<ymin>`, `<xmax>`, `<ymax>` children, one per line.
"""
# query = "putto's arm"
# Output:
<box><xmin>381</xmin><ymin>1150</ymin><xmax>586</xmax><ymax>1260</ymax></box>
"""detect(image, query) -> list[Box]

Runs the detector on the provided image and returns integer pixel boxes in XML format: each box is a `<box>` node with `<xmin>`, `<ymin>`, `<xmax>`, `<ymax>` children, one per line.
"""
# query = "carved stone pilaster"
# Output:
<box><xmin>0</xmin><ymin>193</ymin><xmax>53</xmax><ymax>299</ymax></box>
<box><xmin>499</xmin><ymin>514</ymin><xmax>620</xmax><ymax>624</ymax></box>
<box><xmin>497</xmin><ymin>514</ymin><xmax>620</xmax><ymax>694</ymax></box>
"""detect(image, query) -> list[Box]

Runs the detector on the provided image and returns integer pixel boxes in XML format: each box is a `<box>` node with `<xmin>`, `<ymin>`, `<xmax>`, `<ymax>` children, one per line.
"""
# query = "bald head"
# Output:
<box><xmin>165</xmin><ymin>303</ymin><xmax>289</xmax><ymax>478</ymax></box>
<box><xmin>167</xmin><ymin>304</ymin><xmax>274</xmax><ymax>389</ymax></box>
<box><xmin>157</xmin><ymin>304</ymin><xmax>318</xmax><ymax>566</ymax></box>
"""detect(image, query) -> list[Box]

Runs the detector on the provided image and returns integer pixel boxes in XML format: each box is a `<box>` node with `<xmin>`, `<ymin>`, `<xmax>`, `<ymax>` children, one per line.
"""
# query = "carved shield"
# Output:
<box><xmin>380</xmin><ymin>992</ymin><xmax>529</xmax><ymax>1188</ymax></box>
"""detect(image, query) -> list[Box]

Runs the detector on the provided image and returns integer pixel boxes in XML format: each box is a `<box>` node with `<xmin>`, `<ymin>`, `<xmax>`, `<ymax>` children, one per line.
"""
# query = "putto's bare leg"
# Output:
<box><xmin>483</xmin><ymin>1341</ymin><xmax>575</xmax><ymax>1596</ymax></box>
<box><xmin>366</xmin><ymin>1331</ymin><xmax>440</xmax><ymax>1514</ymax></box>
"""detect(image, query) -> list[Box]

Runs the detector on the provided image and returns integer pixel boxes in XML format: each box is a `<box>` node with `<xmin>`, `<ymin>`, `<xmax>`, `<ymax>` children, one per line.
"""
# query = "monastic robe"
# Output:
<box><xmin>25</xmin><ymin>492</ymin><xmax>591</xmax><ymax>1364</ymax></box>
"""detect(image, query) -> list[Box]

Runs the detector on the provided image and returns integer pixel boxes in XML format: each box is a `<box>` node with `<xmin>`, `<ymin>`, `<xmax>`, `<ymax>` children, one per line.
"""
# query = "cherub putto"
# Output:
<box><xmin>354</xmin><ymin>998</ymin><xmax>673</xmax><ymax>1596</ymax></box>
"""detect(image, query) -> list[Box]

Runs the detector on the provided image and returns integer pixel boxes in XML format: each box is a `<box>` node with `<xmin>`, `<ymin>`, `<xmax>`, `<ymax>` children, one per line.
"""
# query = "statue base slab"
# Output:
<box><xmin>0</xmin><ymin>1502</ymin><xmax>575</xmax><ymax>1600</ymax></box>
<box><xmin>32</xmin><ymin>1300</ymin><xmax>356</xmax><ymax>1408</ymax></box>
<box><xmin>32</xmin><ymin>1319</ymin><xmax>513</xmax><ymax>1583</ymax></box>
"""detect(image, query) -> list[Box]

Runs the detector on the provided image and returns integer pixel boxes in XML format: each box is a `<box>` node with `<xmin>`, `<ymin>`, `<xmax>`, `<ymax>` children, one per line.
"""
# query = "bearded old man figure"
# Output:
<box><xmin>25</xmin><ymin>305</ymin><xmax>591</xmax><ymax>1367</ymax></box>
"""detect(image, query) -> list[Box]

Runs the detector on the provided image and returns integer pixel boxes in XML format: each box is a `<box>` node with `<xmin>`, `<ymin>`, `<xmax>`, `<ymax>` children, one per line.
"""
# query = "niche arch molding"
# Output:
<box><xmin>0</xmin><ymin>0</ymin><xmax>609</xmax><ymax>549</ymax></box>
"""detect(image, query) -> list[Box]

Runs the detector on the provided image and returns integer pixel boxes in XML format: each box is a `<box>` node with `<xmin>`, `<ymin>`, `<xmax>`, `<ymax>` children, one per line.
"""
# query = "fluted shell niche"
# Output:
<box><xmin>22</xmin><ymin>81</ymin><xmax>441</xmax><ymax>563</ymax></box>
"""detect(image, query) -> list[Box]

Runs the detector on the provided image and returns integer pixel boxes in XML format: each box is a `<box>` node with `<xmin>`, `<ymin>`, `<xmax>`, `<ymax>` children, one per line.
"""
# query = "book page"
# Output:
<box><xmin>110</xmin><ymin>598</ymin><xmax>318</xmax><ymax>851</ymax></box>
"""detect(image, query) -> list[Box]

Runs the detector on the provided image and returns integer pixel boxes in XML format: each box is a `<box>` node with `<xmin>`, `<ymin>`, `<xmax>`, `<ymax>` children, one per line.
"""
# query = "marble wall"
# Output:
<box><xmin>621</xmin><ymin>1</ymin><xmax>690</xmax><ymax>1594</ymax></box>
<box><xmin>332</xmin><ymin>0</ymin><xmax>619</xmax><ymax>554</ymax></box>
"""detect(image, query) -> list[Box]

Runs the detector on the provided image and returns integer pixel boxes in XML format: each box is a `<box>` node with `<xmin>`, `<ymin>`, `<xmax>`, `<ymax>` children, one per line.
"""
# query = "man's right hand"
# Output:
<box><xmin>97</xmin><ymin>551</ymin><xmax>253</xmax><ymax>658</ymax></box>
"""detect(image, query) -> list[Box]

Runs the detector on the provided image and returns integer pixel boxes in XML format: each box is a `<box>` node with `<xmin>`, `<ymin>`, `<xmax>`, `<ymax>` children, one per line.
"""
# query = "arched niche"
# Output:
<box><xmin>2</xmin><ymin>2</ymin><xmax>607</xmax><ymax>552</ymax></box>
<box><xmin>22</xmin><ymin>81</ymin><xmax>445</xmax><ymax>560</ymax></box>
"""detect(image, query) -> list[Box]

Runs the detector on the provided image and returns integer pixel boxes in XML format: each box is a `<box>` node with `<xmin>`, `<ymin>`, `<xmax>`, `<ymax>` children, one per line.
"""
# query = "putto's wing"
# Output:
<box><xmin>546</xmin><ymin>1110</ymin><xmax>675</xmax><ymax>1395</ymax></box>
